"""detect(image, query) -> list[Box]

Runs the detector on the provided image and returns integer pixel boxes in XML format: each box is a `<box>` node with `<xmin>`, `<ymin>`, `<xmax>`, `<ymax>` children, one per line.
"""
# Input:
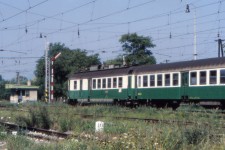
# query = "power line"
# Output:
<box><xmin>0</xmin><ymin>49</ymin><xmax>27</xmax><ymax>54</ymax></box>
<box><xmin>1</xmin><ymin>0</ymin><xmax>224</xmax><ymax>50</ymax></box>
<box><xmin>0</xmin><ymin>0</ymin><xmax>49</xmax><ymax>23</ymax></box>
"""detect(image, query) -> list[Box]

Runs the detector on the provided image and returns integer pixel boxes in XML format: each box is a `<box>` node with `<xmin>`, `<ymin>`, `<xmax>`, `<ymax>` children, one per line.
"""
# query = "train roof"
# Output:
<box><xmin>134</xmin><ymin>57</ymin><xmax>225</xmax><ymax>74</ymax></box>
<box><xmin>69</xmin><ymin>66</ymin><xmax>132</xmax><ymax>79</ymax></box>
<box><xmin>69</xmin><ymin>57</ymin><xmax>225</xmax><ymax>79</ymax></box>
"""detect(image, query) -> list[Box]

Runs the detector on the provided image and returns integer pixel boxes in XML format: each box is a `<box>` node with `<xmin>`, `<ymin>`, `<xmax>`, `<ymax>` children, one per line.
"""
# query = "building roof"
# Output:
<box><xmin>5</xmin><ymin>84</ymin><xmax>39</xmax><ymax>90</ymax></box>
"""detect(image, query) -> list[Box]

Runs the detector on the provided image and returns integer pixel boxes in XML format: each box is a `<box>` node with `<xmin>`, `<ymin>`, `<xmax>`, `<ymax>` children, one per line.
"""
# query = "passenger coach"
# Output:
<box><xmin>68</xmin><ymin>57</ymin><xmax>225</xmax><ymax>109</ymax></box>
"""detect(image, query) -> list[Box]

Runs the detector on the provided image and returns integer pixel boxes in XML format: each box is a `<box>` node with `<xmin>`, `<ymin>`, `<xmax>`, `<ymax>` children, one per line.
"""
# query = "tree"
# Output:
<box><xmin>119</xmin><ymin>33</ymin><xmax>156</xmax><ymax>65</ymax></box>
<box><xmin>10</xmin><ymin>75</ymin><xmax>28</xmax><ymax>84</ymax></box>
<box><xmin>0</xmin><ymin>75</ymin><xmax>4</xmax><ymax>99</ymax></box>
<box><xmin>103</xmin><ymin>55</ymin><xmax>123</xmax><ymax>65</ymax></box>
<box><xmin>0</xmin><ymin>75</ymin><xmax>9</xmax><ymax>100</ymax></box>
<box><xmin>34</xmin><ymin>42</ymin><xmax>101</xmax><ymax>100</ymax></box>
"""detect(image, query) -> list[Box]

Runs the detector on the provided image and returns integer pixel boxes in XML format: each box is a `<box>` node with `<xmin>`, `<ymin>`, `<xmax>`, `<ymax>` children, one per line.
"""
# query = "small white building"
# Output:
<box><xmin>5</xmin><ymin>83</ymin><xmax>39</xmax><ymax>103</ymax></box>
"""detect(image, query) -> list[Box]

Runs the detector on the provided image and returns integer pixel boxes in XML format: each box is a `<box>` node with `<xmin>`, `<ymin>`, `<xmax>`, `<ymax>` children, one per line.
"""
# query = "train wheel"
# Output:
<box><xmin>221</xmin><ymin>102</ymin><xmax>225</xmax><ymax>110</ymax></box>
<box><xmin>172</xmin><ymin>101</ymin><xmax>180</xmax><ymax>110</ymax></box>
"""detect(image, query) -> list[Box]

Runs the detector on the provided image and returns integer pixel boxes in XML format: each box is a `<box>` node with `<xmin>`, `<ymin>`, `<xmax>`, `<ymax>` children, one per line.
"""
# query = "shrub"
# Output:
<box><xmin>59</xmin><ymin>117</ymin><xmax>74</xmax><ymax>132</ymax></box>
<box><xmin>15</xmin><ymin>106</ymin><xmax>51</xmax><ymax>129</ymax></box>
<box><xmin>39</xmin><ymin>106</ymin><xmax>51</xmax><ymax>129</ymax></box>
<box><xmin>183</xmin><ymin>127</ymin><xmax>209</xmax><ymax>145</ymax></box>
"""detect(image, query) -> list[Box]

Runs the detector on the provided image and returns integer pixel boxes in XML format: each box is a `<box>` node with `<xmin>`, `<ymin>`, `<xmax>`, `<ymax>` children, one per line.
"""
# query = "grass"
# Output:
<box><xmin>0</xmin><ymin>101</ymin><xmax>224</xmax><ymax>149</ymax></box>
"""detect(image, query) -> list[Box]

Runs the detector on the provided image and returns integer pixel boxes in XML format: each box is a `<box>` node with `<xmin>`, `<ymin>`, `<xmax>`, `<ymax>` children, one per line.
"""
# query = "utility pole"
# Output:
<box><xmin>45</xmin><ymin>42</ymin><xmax>50</xmax><ymax>103</ymax></box>
<box><xmin>186</xmin><ymin>4</ymin><xmax>197</xmax><ymax>60</ymax></box>
<box><xmin>50</xmin><ymin>52</ymin><xmax>61</xmax><ymax>103</ymax></box>
<box><xmin>215</xmin><ymin>38</ymin><xmax>225</xmax><ymax>57</ymax></box>
<box><xmin>16</xmin><ymin>72</ymin><xmax>20</xmax><ymax>85</ymax></box>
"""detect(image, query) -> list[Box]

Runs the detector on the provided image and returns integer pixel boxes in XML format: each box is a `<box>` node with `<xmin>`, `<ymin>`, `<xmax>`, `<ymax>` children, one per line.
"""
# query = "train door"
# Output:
<box><xmin>127</xmin><ymin>76</ymin><xmax>132</xmax><ymax>99</ymax></box>
<box><xmin>79</xmin><ymin>79</ymin><xmax>83</xmax><ymax>98</ymax></box>
<box><xmin>181</xmin><ymin>72</ymin><xmax>189</xmax><ymax>100</ymax></box>
<box><xmin>88</xmin><ymin>79</ymin><xmax>91</xmax><ymax>102</ymax></box>
<box><xmin>134</xmin><ymin>75</ymin><xmax>138</xmax><ymax>99</ymax></box>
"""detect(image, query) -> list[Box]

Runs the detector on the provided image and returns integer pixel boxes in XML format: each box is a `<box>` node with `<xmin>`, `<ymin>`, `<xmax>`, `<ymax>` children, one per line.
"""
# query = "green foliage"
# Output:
<box><xmin>39</xmin><ymin>106</ymin><xmax>51</xmax><ymax>129</ymax></box>
<box><xmin>1</xmin><ymin>104</ymin><xmax>225</xmax><ymax>149</ymax></box>
<box><xmin>15</xmin><ymin>106</ymin><xmax>51</xmax><ymax>129</ymax></box>
<box><xmin>34</xmin><ymin>42</ymin><xmax>101</xmax><ymax>100</ymax></box>
<box><xmin>103</xmin><ymin>56</ymin><xmax>123</xmax><ymax>65</ymax></box>
<box><xmin>7</xmin><ymin>136</ymin><xmax>33</xmax><ymax>150</ymax></box>
<box><xmin>0</xmin><ymin>126</ymin><xmax>7</xmax><ymax>140</ymax></box>
<box><xmin>183</xmin><ymin>127</ymin><xmax>209</xmax><ymax>145</ymax></box>
<box><xmin>59</xmin><ymin>117</ymin><xmax>74</xmax><ymax>132</ymax></box>
<box><xmin>10</xmin><ymin>75</ymin><xmax>28</xmax><ymax>85</ymax></box>
<box><xmin>119</xmin><ymin>33</ymin><xmax>156</xmax><ymax>65</ymax></box>
<box><xmin>0</xmin><ymin>75</ymin><xmax>10</xmax><ymax>100</ymax></box>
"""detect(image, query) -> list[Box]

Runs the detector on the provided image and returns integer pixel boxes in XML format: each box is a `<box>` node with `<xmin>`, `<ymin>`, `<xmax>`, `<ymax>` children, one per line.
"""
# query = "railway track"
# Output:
<box><xmin>0</xmin><ymin>121</ymin><xmax>71</xmax><ymax>141</ymax></box>
<box><xmin>0</xmin><ymin>105</ymin><xmax>224</xmax><ymax>129</ymax></box>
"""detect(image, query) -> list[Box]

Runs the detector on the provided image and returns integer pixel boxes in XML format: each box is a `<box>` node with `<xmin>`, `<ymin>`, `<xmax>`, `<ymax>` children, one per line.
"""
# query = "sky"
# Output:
<box><xmin>0</xmin><ymin>0</ymin><xmax>224</xmax><ymax>80</ymax></box>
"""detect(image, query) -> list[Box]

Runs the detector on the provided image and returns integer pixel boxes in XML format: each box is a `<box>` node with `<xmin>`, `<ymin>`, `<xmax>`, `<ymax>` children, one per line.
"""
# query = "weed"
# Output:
<box><xmin>183</xmin><ymin>127</ymin><xmax>209</xmax><ymax>145</ymax></box>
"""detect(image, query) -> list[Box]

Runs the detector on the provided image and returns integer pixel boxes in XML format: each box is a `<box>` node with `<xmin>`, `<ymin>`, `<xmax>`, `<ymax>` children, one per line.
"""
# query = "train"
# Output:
<box><xmin>67</xmin><ymin>57</ymin><xmax>225</xmax><ymax>109</ymax></box>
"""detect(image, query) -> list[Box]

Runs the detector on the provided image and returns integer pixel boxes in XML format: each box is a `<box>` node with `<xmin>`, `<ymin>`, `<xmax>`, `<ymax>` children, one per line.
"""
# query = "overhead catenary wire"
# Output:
<box><xmin>0</xmin><ymin>0</ymin><xmax>49</xmax><ymax>23</ymax></box>
<box><xmin>1</xmin><ymin>1</ymin><xmax>224</xmax><ymax>78</ymax></box>
<box><xmin>1</xmin><ymin>0</ymin><xmax>224</xmax><ymax>47</ymax></box>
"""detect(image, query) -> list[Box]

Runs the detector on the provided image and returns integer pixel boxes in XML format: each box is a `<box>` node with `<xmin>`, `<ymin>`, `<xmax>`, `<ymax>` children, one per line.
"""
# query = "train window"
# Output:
<box><xmin>150</xmin><ymin>75</ymin><xmax>155</xmax><ymax>87</ymax></box>
<box><xmin>173</xmin><ymin>73</ymin><xmax>178</xmax><ymax>86</ymax></box>
<box><xmin>102</xmin><ymin>78</ymin><xmax>106</xmax><ymax>89</ymax></box>
<box><xmin>210</xmin><ymin>70</ymin><xmax>217</xmax><ymax>84</ymax></box>
<box><xmin>97</xmin><ymin>79</ymin><xmax>101</xmax><ymax>89</ymax></box>
<box><xmin>190</xmin><ymin>72</ymin><xmax>197</xmax><ymax>85</ymax></box>
<box><xmin>200</xmin><ymin>71</ymin><xmax>206</xmax><ymax>85</ymax></box>
<box><xmin>107</xmin><ymin>78</ymin><xmax>112</xmax><ymax>88</ymax></box>
<box><xmin>93</xmin><ymin>79</ymin><xmax>96</xmax><ymax>89</ymax></box>
<box><xmin>118</xmin><ymin>77</ymin><xmax>123</xmax><ymax>88</ymax></box>
<box><xmin>220</xmin><ymin>69</ymin><xmax>225</xmax><ymax>84</ymax></box>
<box><xmin>138</xmin><ymin>76</ymin><xmax>142</xmax><ymax>87</ymax></box>
<box><xmin>157</xmin><ymin>74</ymin><xmax>162</xmax><ymax>86</ymax></box>
<box><xmin>74</xmin><ymin>81</ymin><xmax>77</xmax><ymax>90</ymax></box>
<box><xmin>143</xmin><ymin>75</ymin><xmax>148</xmax><ymax>87</ymax></box>
<box><xmin>113</xmin><ymin>78</ymin><xmax>117</xmax><ymax>88</ymax></box>
<box><xmin>165</xmin><ymin>74</ymin><xmax>170</xmax><ymax>86</ymax></box>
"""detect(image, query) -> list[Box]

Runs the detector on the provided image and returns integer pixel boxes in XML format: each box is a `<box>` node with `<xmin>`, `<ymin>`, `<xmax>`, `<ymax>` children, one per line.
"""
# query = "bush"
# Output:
<box><xmin>59</xmin><ymin>117</ymin><xmax>74</xmax><ymax>132</ymax></box>
<box><xmin>15</xmin><ymin>106</ymin><xmax>51</xmax><ymax>129</ymax></box>
<box><xmin>39</xmin><ymin>106</ymin><xmax>51</xmax><ymax>129</ymax></box>
<box><xmin>183</xmin><ymin>127</ymin><xmax>209</xmax><ymax>145</ymax></box>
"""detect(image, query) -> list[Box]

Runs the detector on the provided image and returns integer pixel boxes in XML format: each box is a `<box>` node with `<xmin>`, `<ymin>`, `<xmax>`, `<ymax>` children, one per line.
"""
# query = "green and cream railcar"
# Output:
<box><xmin>68</xmin><ymin>57</ymin><xmax>225</xmax><ymax>108</ymax></box>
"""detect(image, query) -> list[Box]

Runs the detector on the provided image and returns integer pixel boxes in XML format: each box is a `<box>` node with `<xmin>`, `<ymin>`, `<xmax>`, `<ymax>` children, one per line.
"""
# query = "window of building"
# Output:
<box><xmin>118</xmin><ymin>77</ymin><xmax>123</xmax><ymax>88</ymax></box>
<box><xmin>200</xmin><ymin>71</ymin><xmax>206</xmax><ymax>85</ymax></box>
<box><xmin>97</xmin><ymin>79</ymin><xmax>101</xmax><ymax>89</ymax></box>
<box><xmin>165</xmin><ymin>74</ymin><xmax>170</xmax><ymax>86</ymax></box>
<box><xmin>102</xmin><ymin>78</ymin><xmax>106</xmax><ymax>89</ymax></box>
<box><xmin>138</xmin><ymin>76</ymin><xmax>141</xmax><ymax>87</ymax></box>
<box><xmin>22</xmin><ymin>90</ymin><xmax>25</xmax><ymax>96</ymax></box>
<box><xmin>210</xmin><ymin>70</ymin><xmax>217</xmax><ymax>84</ymax></box>
<box><xmin>113</xmin><ymin>78</ymin><xmax>117</xmax><ymax>88</ymax></box>
<box><xmin>25</xmin><ymin>90</ymin><xmax>29</xmax><ymax>97</ymax></box>
<box><xmin>220</xmin><ymin>69</ymin><xmax>225</xmax><ymax>84</ymax></box>
<box><xmin>157</xmin><ymin>74</ymin><xmax>162</xmax><ymax>86</ymax></box>
<box><xmin>74</xmin><ymin>81</ymin><xmax>77</xmax><ymax>90</ymax></box>
<box><xmin>173</xmin><ymin>73</ymin><xmax>178</xmax><ymax>86</ymax></box>
<box><xmin>190</xmin><ymin>72</ymin><xmax>197</xmax><ymax>85</ymax></box>
<box><xmin>150</xmin><ymin>75</ymin><xmax>155</xmax><ymax>87</ymax></box>
<box><xmin>143</xmin><ymin>75</ymin><xmax>148</xmax><ymax>87</ymax></box>
<box><xmin>93</xmin><ymin>79</ymin><xmax>96</xmax><ymax>89</ymax></box>
<box><xmin>107</xmin><ymin>78</ymin><xmax>111</xmax><ymax>88</ymax></box>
